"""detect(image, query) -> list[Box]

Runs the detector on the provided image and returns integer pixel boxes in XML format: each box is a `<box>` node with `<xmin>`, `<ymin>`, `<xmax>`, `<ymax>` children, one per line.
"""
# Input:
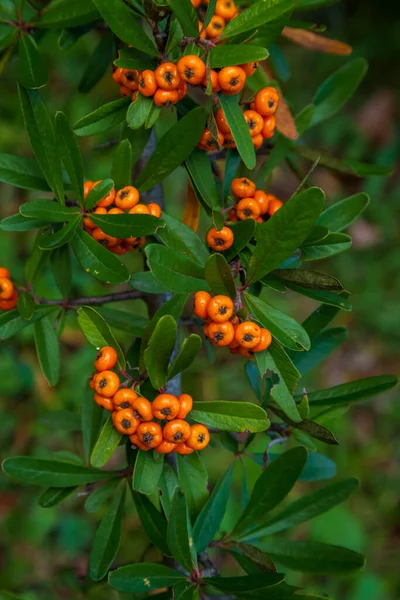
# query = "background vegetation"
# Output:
<box><xmin>0</xmin><ymin>1</ymin><xmax>399</xmax><ymax>599</ymax></box>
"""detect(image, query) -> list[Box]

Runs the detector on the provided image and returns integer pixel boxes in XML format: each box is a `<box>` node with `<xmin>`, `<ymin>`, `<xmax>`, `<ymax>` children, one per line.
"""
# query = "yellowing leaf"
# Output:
<box><xmin>282</xmin><ymin>27</ymin><xmax>352</xmax><ymax>56</ymax></box>
<box><xmin>183</xmin><ymin>184</ymin><xmax>200</xmax><ymax>232</ymax></box>
<box><xmin>262</xmin><ymin>62</ymin><xmax>298</xmax><ymax>141</ymax></box>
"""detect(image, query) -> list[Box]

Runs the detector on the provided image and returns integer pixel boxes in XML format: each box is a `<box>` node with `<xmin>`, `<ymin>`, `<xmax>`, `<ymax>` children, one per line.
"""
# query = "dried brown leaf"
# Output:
<box><xmin>282</xmin><ymin>27</ymin><xmax>352</xmax><ymax>56</ymax></box>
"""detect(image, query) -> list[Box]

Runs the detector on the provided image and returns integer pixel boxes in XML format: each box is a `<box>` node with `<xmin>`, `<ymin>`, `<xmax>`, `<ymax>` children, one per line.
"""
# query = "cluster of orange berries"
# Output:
<box><xmin>228</xmin><ymin>177</ymin><xmax>283</xmax><ymax>223</ymax></box>
<box><xmin>0</xmin><ymin>267</ymin><xmax>18</xmax><ymax>311</ymax></box>
<box><xmin>90</xmin><ymin>347</ymin><xmax>210</xmax><ymax>454</ymax></box>
<box><xmin>193</xmin><ymin>0</ymin><xmax>238</xmax><ymax>39</ymax></box>
<box><xmin>194</xmin><ymin>292</ymin><xmax>272</xmax><ymax>359</ymax></box>
<box><xmin>199</xmin><ymin>85</ymin><xmax>279</xmax><ymax>151</ymax></box>
<box><xmin>82</xmin><ymin>181</ymin><xmax>161</xmax><ymax>255</ymax></box>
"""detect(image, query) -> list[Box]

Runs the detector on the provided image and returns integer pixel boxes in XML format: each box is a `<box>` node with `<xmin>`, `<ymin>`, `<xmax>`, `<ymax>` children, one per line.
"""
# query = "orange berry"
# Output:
<box><xmin>152</xmin><ymin>394</ymin><xmax>181</xmax><ymax>421</ymax></box>
<box><xmin>187</xmin><ymin>424</ymin><xmax>210</xmax><ymax>450</ymax></box>
<box><xmin>207</xmin><ymin>295</ymin><xmax>234</xmax><ymax>323</ymax></box>
<box><xmin>136</xmin><ymin>421</ymin><xmax>163</xmax><ymax>449</ymax></box>
<box><xmin>138</xmin><ymin>70</ymin><xmax>157</xmax><ymax>97</ymax></box>
<box><xmin>243</xmin><ymin>110</ymin><xmax>264</xmax><ymax>137</ymax></box>
<box><xmin>94</xmin><ymin>393</ymin><xmax>114</xmax><ymax>412</ymax></box>
<box><xmin>231</xmin><ymin>177</ymin><xmax>256</xmax><ymax>198</ymax></box>
<box><xmin>147</xmin><ymin>203</ymin><xmax>162</xmax><ymax>218</ymax></box>
<box><xmin>215</xmin><ymin>108</ymin><xmax>231</xmax><ymax>134</ymax></box>
<box><xmin>112</xmin><ymin>68</ymin><xmax>124</xmax><ymax>84</ymax></box>
<box><xmin>129</xmin><ymin>204</ymin><xmax>150</xmax><ymax>215</ymax></box>
<box><xmin>208</xmin><ymin>321</ymin><xmax>235</xmax><ymax>347</ymax></box>
<box><xmin>173</xmin><ymin>442</ymin><xmax>194</xmax><ymax>455</ymax></box>
<box><xmin>113</xmin><ymin>388</ymin><xmax>138</xmax><ymax>411</ymax></box>
<box><xmin>0</xmin><ymin>267</ymin><xmax>10</xmax><ymax>278</ymax></box>
<box><xmin>94</xmin><ymin>371</ymin><xmax>120</xmax><ymax>397</ymax></box>
<box><xmin>0</xmin><ymin>277</ymin><xmax>14</xmax><ymax>300</ymax></box>
<box><xmin>206</xmin><ymin>226</ymin><xmax>234</xmax><ymax>251</ymax></box>
<box><xmin>252</xmin><ymin>133</ymin><xmax>264</xmax><ymax>150</ymax></box>
<box><xmin>177</xmin><ymin>55</ymin><xmax>206</xmax><ymax>85</ymax></box>
<box><xmin>254</xmin><ymin>86</ymin><xmax>280</xmax><ymax>116</ymax></box>
<box><xmin>253</xmin><ymin>190</ymin><xmax>270</xmax><ymax>215</ymax></box>
<box><xmin>112</xmin><ymin>408</ymin><xmax>140</xmax><ymax>435</ymax></box>
<box><xmin>215</xmin><ymin>0</ymin><xmax>238</xmax><ymax>20</ymax></box>
<box><xmin>155</xmin><ymin>440</ymin><xmax>177</xmax><ymax>454</ymax></box>
<box><xmin>0</xmin><ymin>290</ymin><xmax>18</xmax><ymax>311</ymax></box>
<box><xmin>268</xmin><ymin>197</ymin><xmax>283</xmax><ymax>216</ymax></box>
<box><xmin>177</xmin><ymin>394</ymin><xmax>193</xmax><ymax>419</ymax></box>
<box><xmin>240</xmin><ymin>62</ymin><xmax>259</xmax><ymax>77</ymax></box>
<box><xmin>155</xmin><ymin>62</ymin><xmax>181</xmax><ymax>90</ymax></box>
<box><xmin>115</xmin><ymin>186</ymin><xmax>140</xmax><ymax>210</ymax></box>
<box><xmin>120</xmin><ymin>85</ymin><xmax>132</xmax><ymax>96</ymax></box>
<box><xmin>205</xmin><ymin>15</ymin><xmax>225</xmax><ymax>38</ymax></box>
<box><xmin>262</xmin><ymin>115</ymin><xmax>276</xmax><ymax>139</ymax></box>
<box><xmin>252</xmin><ymin>328</ymin><xmax>272</xmax><ymax>352</ymax></box>
<box><xmin>235</xmin><ymin>321</ymin><xmax>261</xmax><ymax>348</ymax></box>
<box><xmin>92</xmin><ymin>228</ymin><xmax>118</xmax><ymax>249</ymax></box>
<box><xmin>153</xmin><ymin>89</ymin><xmax>179</xmax><ymax>107</ymax></box>
<box><xmin>120</xmin><ymin>69</ymin><xmax>140</xmax><ymax>91</ymax></box>
<box><xmin>129</xmin><ymin>433</ymin><xmax>149</xmax><ymax>451</ymax></box>
<box><xmin>194</xmin><ymin>291</ymin><xmax>212</xmax><ymax>319</ymax></box>
<box><xmin>163</xmin><ymin>419</ymin><xmax>191</xmax><ymax>444</ymax></box>
<box><xmin>198</xmin><ymin>128</ymin><xmax>224</xmax><ymax>151</ymax></box>
<box><xmin>131</xmin><ymin>396</ymin><xmax>153</xmax><ymax>422</ymax></box>
<box><xmin>202</xmin><ymin>69</ymin><xmax>221</xmax><ymax>93</ymax></box>
<box><xmin>94</xmin><ymin>346</ymin><xmax>118</xmax><ymax>371</ymax></box>
<box><xmin>236</xmin><ymin>198</ymin><xmax>261</xmax><ymax>220</ymax></box>
<box><xmin>218</xmin><ymin>66</ymin><xmax>246</xmax><ymax>94</ymax></box>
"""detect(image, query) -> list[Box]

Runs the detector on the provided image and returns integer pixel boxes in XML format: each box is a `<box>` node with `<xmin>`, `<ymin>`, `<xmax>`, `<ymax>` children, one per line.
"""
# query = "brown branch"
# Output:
<box><xmin>19</xmin><ymin>289</ymin><xmax>144</xmax><ymax>309</ymax></box>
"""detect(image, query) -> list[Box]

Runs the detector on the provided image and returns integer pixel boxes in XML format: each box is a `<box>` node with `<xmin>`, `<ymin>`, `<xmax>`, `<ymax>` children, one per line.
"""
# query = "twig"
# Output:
<box><xmin>18</xmin><ymin>289</ymin><xmax>144</xmax><ymax>309</ymax></box>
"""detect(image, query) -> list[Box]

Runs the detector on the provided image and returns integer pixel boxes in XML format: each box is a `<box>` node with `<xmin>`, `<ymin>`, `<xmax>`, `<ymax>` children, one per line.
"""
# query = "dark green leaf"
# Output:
<box><xmin>89</xmin><ymin>483</ymin><xmax>126</xmax><ymax>581</ymax></box>
<box><xmin>245</xmin><ymin>478</ymin><xmax>359</xmax><ymax>538</ymax></box>
<box><xmin>85</xmin><ymin>179</ymin><xmax>115</xmax><ymax>210</ymax></box>
<box><xmin>193</xmin><ymin>462</ymin><xmax>235</xmax><ymax>552</ymax></box>
<box><xmin>17</xmin><ymin>291</ymin><xmax>35</xmax><ymax>320</ymax></box>
<box><xmin>136</xmin><ymin>107</ymin><xmax>207</xmax><ymax>191</ymax></box>
<box><xmin>247</xmin><ymin>187</ymin><xmax>325</xmax><ymax>283</ymax></box>
<box><xmin>294</xmin><ymin>145</ymin><xmax>393</xmax><ymax>178</ymax></box>
<box><xmin>260</xmin><ymin>539</ymin><xmax>365</xmax><ymax>574</ymax></box>
<box><xmin>176</xmin><ymin>453</ymin><xmax>208</xmax><ymax>521</ymax></box>
<box><xmin>54</xmin><ymin>111</ymin><xmax>84</xmax><ymax>205</ymax></box>
<box><xmin>130</xmin><ymin>271</ymin><xmax>169</xmax><ymax>294</ymax></box>
<box><xmin>282</xmin><ymin>282</ymin><xmax>352</xmax><ymax>311</ymax></box>
<box><xmin>77</xmin><ymin>306</ymin><xmax>125</xmax><ymax>369</ymax></box>
<box><xmin>84</xmin><ymin>478</ymin><xmax>121</xmax><ymax>513</ymax></box>
<box><xmin>79</xmin><ymin>33</ymin><xmax>115</xmax><ymax>93</ymax></box>
<box><xmin>311</xmin><ymin>58</ymin><xmax>368</xmax><ymax>126</ymax></box>
<box><xmin>0</xmin><ymin>153</ymin><xmax>50</xmax><ymax>189</ymax></box>
<box><xmin>133</xmin><ymin>450</ymin><xmax>164</xmax><ymax>495</ymax></box>
<box><xmin>191</xmin><ymin>401</ymin><xmax>270</xmax><ymax>433</ymax></box>
<box><xmin>38</xmin><ymin>486</ymin><xmax>77</xmax><ymax>508</ymax></box>
<box><xmin>50</xmin><ymin>245</ymin><xmax>72</xmax><ymax>297</ymax></box>
<box><xmin>270</xmin><ymin>405</ymin><xmax>339</xmax><ymax>445</ymax></box>
<box><xmin>204</xmin><ymin>573</ymin><xmax>285</xmax><ymax>593</ymax></box>
<box><xmin>144</xmin><ymin>315</ymin><xmax>177</xmax><ymax>389</ymax></box>
<box><xmin>2</xmin><ymin>456</ymin><xmax>117</xmax><ymax>487</ymax></box>
<box><xmin>244</xmin><ymin>293</ymin><xmax>310</xmax><ymax>351</ymax></box>
<box><xmin>93</xmin><ymin>0</ymin><xmax>158</xmax><ymax>55</ymax></box>
<box><xmin>316</xmin><ymin>192</ymin><xmax>370</xmax><ymax>232</ymax></box>
<box><xmin>210</xmin><ymin>45</ymin><xmax>268</xmax><ymax>68</ymax></box>
<box><xmin>91</xmin><ymin>415</ymin><xmax>123</xmax><ymax>468</ymax></box>
<box><xmin>221</xmin><ymin>0</ymin><xmax>298</xmax><ymax>39</ymax></box>
<box><xmin>20</xmin><ymin>199</ymin><xmax>79</xmax><ymax>222</ymax></box>
<box><xmin>157</xmin><ymin>212</ymin><xmax>210</xmax><ymax>265</ymax></box>
<box><xmin>114</xmin><ymin>47</ymin><xmax>158</xmax><ymax>70</ymax></box>
<box><xmin>18</xmin><ymin>34</ymin><xmax>48</xmax><ymax>89</ymax></box>
<box><xmin>18</xmin><ymin>86</ymin><xmax>64</xmax><ymax>202</ymax></box>
<box><xmin>293</xmin><ymin>327</ymin><xmax>348</xmax><ymax>375</ymax></box>
<box><xmin>159</xmin><ymin>462</ymin><xmax>180</xmax><ymax>516</ymax></box>
<box><xmin>275</xmin><ymin>269</ymin><xmax>343</xmax><ymax>291</ymax></box>
<box><xmin>0</xmin><ymin>305</ymin><xmax>57</xmax><ymax>341</ymax></box>
<box><xmin>230</xmin><ymin>543</ymin><xmax>277</xmax><ymax>573</ymax></box>
<box><xmin>260</xmin><ymin>346</ymin><xmax>301</xmax><ymax>422</ymax></box>
<box><xmin>205</xmin><ymin>253</ymin><xmax>236</xmax><ymax>300</ymax></box>
<box><xmin>126</xmin><ymin>94</ymin><xmax>153</xmax><ymax>130</ymax></box>
<box><xmin>307</xmin><ymin>375</ymin><xmax>398</xmax><ymax>407</ymax></box>
<box><xmin>108</xmin><ymin>564</ymin><xmax>185</xmax><ymax>593</ymax></box>
<box><xmin>168</xmin><ymin>489</ymin><xmax>198</xmax><ymax>572</ymax></box>
<box><xmin>72</xmin><ymin>228</ymin><xmax>130</xmax><ymax>284</ymax></box>
<box><xmin>219</xmin><ymin>93</ymin><xmax>255</xmax><ymax>170</ymax></box>
<box><xmin>301</xmin><ymin>232</ymin><xmax>352</xmax><ymax>260</ymax></box>
<box><xmin>145</xmin><ymin>244</ymin><xmax>207</xmax><ymax>293</ymax></box>
<box><xmin>185</xmin><ymin>149</ymin><xmax>220</xmax><ymax>210</ymax></box>
<box><xmin>74</xmin><ymin>97</ymin><xmax>131</xmax><ymax>137</ymax></box>
<box><xmin>96</xmin><ymin>307</ymin><xmax>148</xmax><ymax>338</ymax></box>
<box><xmin>233</xmin><ymin>447</ymin><xmax>308</xmax><ymax>537</ymax></box>
<box><xmin>39</xmin><ymin>216</ymin><xmax>81</xmax><ymax>250</ymax></box>
<box><xmin>132</xmin><ymin>490</ymin><xmax>170</xmax><ymax>555</ymax></box>
<box><xmin>267</xmin><ymin>339</ymin><xmax>300</xmax><ymax>395</ymax></box>
<box><xmin>303</xmin><ymin>302</ymin><xmax>343</xmax><ymax>339</ymax></box>
<box><xmin>167</xmin><ymin>0</ymin><xmax>198</xmax><ymax>37</ymax></box>
<box><xmin>168</xmin><ymin>334</ymin><xmax>202</xmax><ymax>380</ymax></box>
<box><xmin>224</xmin><ymin>219</ymin><xmax>256</xmax><ymax>263</ymax></box>
<box><xmin>33</xmin><ymin>316</ymin><xmax>60</xmax><ymax>386</ymax></box>
<box><xmin>90</xmin><ymin>213</ymin><xmax>164</xmax><ymax>238</ymax></box>
<box><xmin>1</xmin><ymin>213</ymin><xmax>48</xmax><ymax>232</ymax></box>
<box><xmin>111</xmin><ymin>139</ymin><xmax>132</xmax><ymax>191</ymax></box>
<box><xmin>38</xmin><ymin>0</ymin><xmax>100</xmax><ymax>27</ymax></box>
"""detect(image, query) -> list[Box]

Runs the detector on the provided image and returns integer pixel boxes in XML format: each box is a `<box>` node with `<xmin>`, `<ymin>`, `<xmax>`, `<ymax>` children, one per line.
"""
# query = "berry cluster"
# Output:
<box><xmin>83</xmin><ymin>181</ymin><xmax>161</xmax><ymax>255</ymax></box>
<box><xmin>193</xmin><ymin>0</ymin><xmax>238</xmax><ymax>37</ymax></box>
<box><xmin>194</xmin><ymin>292</ymin><xmax>272</xmax><ymax>359</ymax></box>
<box><xmin>199</xmin><ymin>86</ymin><xmax>279</xmax><ymax>151</ymax></box>
<box><xmin>90</xmin><ymin>347</ymin><xmax>210</xmax><ymax>454</ymax></box>
<box><xmin>0</xmin><ymin>267</ymin><xmax>17</xmax><ymax>311</ymax></box>
<box><xmin>228</xmin><ymin>177</ymin><xmax>283</xmax><ymax>222</ymax></box>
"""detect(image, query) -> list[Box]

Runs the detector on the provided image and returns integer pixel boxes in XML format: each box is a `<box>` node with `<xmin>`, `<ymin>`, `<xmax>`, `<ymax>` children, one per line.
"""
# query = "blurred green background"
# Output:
<box><xmin>0</xmin><ymin>1</ymin><xmax>399</xmax><ymax>599</ymax></box>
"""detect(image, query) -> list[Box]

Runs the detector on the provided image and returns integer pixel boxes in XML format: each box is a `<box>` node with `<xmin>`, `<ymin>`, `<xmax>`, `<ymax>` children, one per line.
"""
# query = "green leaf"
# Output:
<box><xmin>89</xmin><ymin>483</ymin><xmax>126</xmax><ymax>581</ymax></box>
<box><xmin>221</xmin><ymin>0</ymin><xmax>298</xmax><ymax>39</ymax></box>
<box><xmin>38</xmin><ymin>216</ymin><xmax>81</xmax><ymax>250</ymax></box>
<box><xmin>132</xmin><ymin>491</ymin><xmax>170</xmax><ymax>556</ymax></box>
<box><xmin>0</xmin><ymin>306</ymin><xmax>58</xmax><ymax>341</ymax></box>
<box><xmin>96</xmin><ymin>307</ymin><xmax>148</xmax><ymax>338</ymax></box>
<box><xmin>307</xmin><ymin>375</ymin><xmax>398</xmax><ymax>407</ymax></box>
<box><xmin>191</xmin><ymin>401</ymin><xmax>270</xmax><ymax>433</ymax></box>
<box><xmin>260</xmin><ymin>347</ymin><xmax>301</xmax><ymax>422</ymax></box>
<box><xmin>185</xmin><ymin>149</ymin><xmax>220</xmax><ymax>210</ymax></box>
<box><xmin>233</xmin><ymin>447</ymin><xmax>308</xmax><ymax>537</ymax></box>
<box><xmin>18</xmin><ymin>86</ymin><xmax>64</xmax><ymax>202</ymax></box>
<box><xmin>72</xmin><ymin>228</ymin><xmax>130</xmax><ymax>284</ymax></box>
<box><xmin>158</xmin><ymin>212</ymin><xmax>210</xmax><ymax>265</ymax></box>
<box><xmin>78</xmin><ymin>33</ymin><xmax>115</xmax><ymax>93</ymax></box>
<box><xmin>82</xmin><ymin>386</ymin><xmax>104</xmax><ymax>466</ymax></box>
<box><xmin>260</xmin><ymin>539</ymin><xmax>365</xmax><ymax>574</ymax></box>
<box><xmin>224</xmin><ymin>219</ymin><xmax>257</xmax><ymax>263</ymax></box>
<box><xmin>38</xmin><ymin>486</ymin><xmax>77</xmax><ymax>508</ymax></box>
<box><xmin>205</xmin><ymin>253</ymin><xmax>236</xmax><ymax>300</ymax></box>
<box><xmin>84</xmin><ymin>478</ymin><xmax>121</xmax><ymax>513</ymax></box>
<box><xmin>91</xmin><ymin>416</ymin><xmax>123</xmax><ymax>468</ymax></box>
<box><xmin>108</xmin><ymin>564</ymin><xmax>185</xmax><ymax>593</ymax></box>
<box><xmin>159</xmin><ymin>462</ymin><xmax>180</xmax><ymax>516</ymax></box>
<box><xmin>20</xmin><ymin>199</ymin><xmax>79</xmax><ymax>222</ymax></box>
<box><xmin>145</xmin><ymin>244</ymin><xmax>207</xmax><ymax>293</ymax></box>
<box><xmin>77</xmin><ymin>306</ymin><xmax>125</xmax><ymax>369</ymax></box>
<box><xmin>50</xmin><ymin>245</ymin><xmax>72</xmax><ymax>297</ymax></box>
<box><xmin>271</xmin><ymin>405</ymin><xmax>338</xmax><ymax>445</ymax></box>
<box><xmin>193</xmin><ymin>462</ymin><xmax>235</xmax><ymax>552</ymax></box>
<box><xmin>74</xmin><ymin>97</ymin><xmax>131</xmax><ymax>137</ymax></box>
<box><xmin>167</xmin><ymin>0</ymin><xmax>198</xmax><ymax>37</ymax></box>
<box><xmin>245</xmin><ymin>478</ymin><xmax>359</xmax><ymax>538</ymax></box>
<box><xmin>174</xmin><ymin>582</ymin><xmax>200</xmax><ymax>600</ymax></box>
<box><xmin>311</xmin><ymin>58</ymin><xmax>368</xmax><ymax>126</ymax></box>
<box><xmin>111</xmin><ymin>139</ymin><xmax>132</xmax><ymax>191</ymax></box>
<box><xmin>136</xmin><ymin>108</ymin><xmax>207</xmax><ymax>192</ymax></box>
<box><xmin>230</xmin><ymin>543</ymin><xmax>277</xmax><ymax>573</ymax></box>
<box><xmin>294</xmin><ymin>145</ymin><xmax>393</xmax><ymax>178</ymax></box>
<box><xmin>244</xmin><ymin>293</ymin><xmax>310</xmax><ymax>351</ymax></box>
<box><xmin>168</xmin><ymin>334</ymin><xmax>202</xmax><ymax>380</ymax></box>
<box><xmin>84</xmin><ymin>179</ymin><xmax>115</xmax><ymax>210</ymax></box>
<box><xmin>38</xmin><ymin>0</ymin><xmax>100</xmax><ymax>27</ymax></box>
<box><xmin>18</xmin><ymin>34</ymin><xmax>48</xmax><ymax>89</ymax></box>
<box><xmin>133</xmin><ymin>450</ymin><xmax>164</xmax><ymax>495</ymax></box>
<box><xmin>17</xmin><ymin>291</ymin><xmax>35</xmax><ymax>320</ymax></box>
<box><xmin>90</xmin><ymin>213</ymin><xmax>164</xmax><ymax>238</ymax></box>
<box><xmin>93</xmin><ymin>0</ymin><xmax>158</xmax><ymax>55</ymax></box>
<box><xmin>204</xmin><ymin>573</ymin><xmax>285</xmax><ymax>594</ymax></box>
<box><xmin>33</xmin><ymin>316</ymin><xmax>60</xmax><ymax>386</ymax></box>
<box><xmin>2</xmin><ymin>456</ymin><xmax>117</xmax><ymax>487</ymax></box>
<box><xmin>210</xmin><ymin>45</ymin><xmax>268</xmax><ymax>68</ymax></box>
<box><xmin>219</xmin><ymin>94</ymin><xmax>255</xmax><ymax>170</ymax></box>
<box><xmin>316</xmin><ymin>192</ymin><xmax>370</xmax><ymax>232</ymax></box>
<box><xmin>247</xmin><ymin>187</ymin><xmax>325</xmax><ymax>283</ymax></box>
<box><xmin>176</xmin><ymin>453</ymin><xmax>208</xmax><ymax>521</ymax></box>
<box><xmin>168</xmin><ymin>489</ymin><xmax>198</xmax><ymax>573</ymax></box>
<box><xmin>293</xmin><ymin>327</ymin><xmax>348</xmax><ymax>375</ymax></box>
<box><xmin>126</xmin><ymin>94</ymin><xmax>153</xmax><ymax>130</ymax></box>
<box><xmin>114</xmin><ymin>47</ymin><xmax>158</xmax><ymax>70</ymax></box>
<box><xmin>144</xmin><ymin>315</ymin><xmax>177</xmax><ymax>389</ymax></box>
<box><xmin>280</xmin><ymin>283</ymin><xmax>352</xmax><ymax>311</ymax></box>
<box><xmin>301</xmin><ymin>232</ymin><xmax>352</xmax><ymax>261</ymax></box>
<box><xmin>1</xmin><ymin>213</ymin><xmax>47</xmax><ymax>232</ymax></box>
<box><xmin>54</xmin><ymin>111</ymin><xmax>84</xmax><ymax>205</ymax></box>
<box><xmin>130</xmin><ymin>271</ymin><xmax>169</xmax><ymax>294</ymax></box>
<box><xmin>274</xmin><ymin>269</ymin><xmax>343</xmax><ymax>291</ymax></box>
<box><xmin>0</xmin><ymin>153</ymin><xmax>50</xmax><ymax>191</ymax></box>
<box><xmin>267</xmin><ymin>339</ymin><xmax>300</xmax><ymax>395</ymax></box>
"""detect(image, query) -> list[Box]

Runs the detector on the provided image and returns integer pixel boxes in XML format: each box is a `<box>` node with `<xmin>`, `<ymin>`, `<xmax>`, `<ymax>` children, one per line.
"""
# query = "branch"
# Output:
<box><xmin>21</xmin><ymin>289</ymin><xmax>144</xmax><ymax>309</ymax></box>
